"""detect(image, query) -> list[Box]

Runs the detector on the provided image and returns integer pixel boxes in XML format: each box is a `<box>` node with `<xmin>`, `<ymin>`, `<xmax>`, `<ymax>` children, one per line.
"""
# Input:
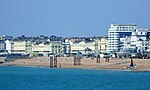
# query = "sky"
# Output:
<box><xmin>0</xmin><ymin>0</ymin><xmax>150</xmax><ymax>37</ymax></box>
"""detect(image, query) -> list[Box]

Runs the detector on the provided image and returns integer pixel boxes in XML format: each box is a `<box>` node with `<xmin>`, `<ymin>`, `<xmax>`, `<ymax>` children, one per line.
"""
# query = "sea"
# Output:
<box><xmin>0</xmin><ymin>66</ymin><xmax>150</xmax><ymax>90</ymax></box>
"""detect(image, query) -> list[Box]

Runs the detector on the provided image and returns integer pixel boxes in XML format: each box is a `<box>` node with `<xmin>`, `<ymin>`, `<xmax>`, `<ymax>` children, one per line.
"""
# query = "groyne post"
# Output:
<box><xmin>54</xmin><ymin>56</ymin><xmax>57</xmax><ymax>68</ymax></box>
<box><xmin>74</xmin><ymin>56</ymin><xmax>81</xmax><ymax>66</ymax></box>
<box><xmin>50</xmin><ymin>56</ymin><xmax>53</xmax><ymax>68</ymax></box>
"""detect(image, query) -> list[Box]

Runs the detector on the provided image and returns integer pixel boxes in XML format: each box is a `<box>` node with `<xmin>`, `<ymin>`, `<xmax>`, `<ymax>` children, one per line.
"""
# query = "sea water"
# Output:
<box><xmin>0</xmin><ymin>66</ymin><xmax>150</xmax><ymax>90</ymax></box>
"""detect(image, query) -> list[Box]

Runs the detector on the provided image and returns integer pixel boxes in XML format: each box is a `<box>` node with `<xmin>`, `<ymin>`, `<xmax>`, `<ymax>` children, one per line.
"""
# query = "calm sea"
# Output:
<box><xmin>0</xmin><ymin>66</ymin><xmax>150</xmax><ymax>90</ymax></box>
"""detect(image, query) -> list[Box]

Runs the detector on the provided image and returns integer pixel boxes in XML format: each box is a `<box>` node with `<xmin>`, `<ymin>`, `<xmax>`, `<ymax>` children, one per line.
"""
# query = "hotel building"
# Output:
<box><xmin>12</xmin><ymin>41</ymin><xmax>32</xmax><ymax>54</ymax></box>
<box><xmin>108</xmin><ymin>24</ymin><xmax>137</xmax><ymax>52</ymax></box>
<box><xmin>122</xmin><ymin>28</ymin><xmax>150</xmax><ymax>53</ymax></box>
<box><xmin>32</xmin><ymin>42</ymin><xmax>62</xmax><ymax>56</ymax></box>
<box><xmin>65</xmin><ymin>37</ymin><xmax>108</xmax><ymax>55</ymax></box>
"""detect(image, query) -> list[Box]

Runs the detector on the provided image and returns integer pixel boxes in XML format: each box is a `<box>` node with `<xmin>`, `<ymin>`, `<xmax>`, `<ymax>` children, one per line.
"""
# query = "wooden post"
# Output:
<box><xmin>74</xmin><ymin>56</ymin><xmax>76</xmax><ymax>66</ymax></box>
<box><xmin>77</xmin><ymin>57</ymin><xmax>80</xmax><ymax>65</ymax></box>
<box><xmin>78</xmin><ymin>57</ymin><xmax>81</xmax><ymax>65</ymax></box>
<box><xmin>54</xmin><ymin>56</ymin><xmax>57</xmax><ymax>68</ymax></box>
<box><xmin>74</xmin><ymin>56</ymin><xmax>81</xmax><ymax>66</ymax></box>
<box><xmin>50</xmin><ymin>56</ymin><xmax>53</xmax><ymax>68</ymax></box>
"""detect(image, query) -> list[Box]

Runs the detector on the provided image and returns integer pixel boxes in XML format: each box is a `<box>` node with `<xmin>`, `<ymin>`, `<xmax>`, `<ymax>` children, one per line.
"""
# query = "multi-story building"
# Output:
<box><xmin>12</xmin><ymin>41</ymin><xmax>32</xmax><ymax>54</ymax></box>
<box><xmin>32</xmin><ymin>42</ymin><xmax>62</xmax><ymax>56</ymax></box>
<box><xmin>121</xmin><ymin>28</ymin><xmax>150</xmax><ymax>54</ymax></box>
<box><xmin>65</xmin><ymin>37</ymin><xmax>108</xmax><ymax>55</ymax></box>
<box><xmin>96</xmin><ymin>37</ymin><xmax>108</xmax><ymax>53</ymax></box>
<box><xmin>32</xmin><ymin>42</ymin><xmax>51</xmax><ymax>56</ymax></box>
<box><xmin>5</xmin><ymin>40</ymin><xmax>14</xmax><ymax>54</ymax></box>
<box><xmin>70</xmin><ymin>41</ymin><xmax>95</xmax><ymax>54</ymax></box>
<box><xmin>108</xmin><ymin>24</ymin><xmax>137</xmax><ymax>52</ymax></box>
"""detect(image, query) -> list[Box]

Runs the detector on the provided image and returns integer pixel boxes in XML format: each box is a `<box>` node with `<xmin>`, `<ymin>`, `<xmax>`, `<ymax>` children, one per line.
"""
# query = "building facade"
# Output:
<box><xmin>5</xmin><ymin>40</ymin><xmax>14</xmax><ymax>54</ymax></box>
<box><xmin>96</xmin><ymin>37</ymin><xmax>108</xmax><ymax>53</ymax></box>
<box><xmin>65</xmin><ymin>37</ymin><xmax>108</xmax><ymax>55</ymax></box>
<box><xmin>12</xmin><ymin>41</ymin><xmax>32</xmax><ymax>54</ymax></box>
<box><xmin>121</xmin><ymin>28</ymin><xmax>150</xmax><ymax>54</ymax></box>
<box><xmin>32</xmin><ymin>42</ymin><xmax>62</xmax><ymax>56</ymax></box>
<box><xmin>108</xmin><ymin>24</ymin><xmax>137</xmax><ymax>52</ymax></box>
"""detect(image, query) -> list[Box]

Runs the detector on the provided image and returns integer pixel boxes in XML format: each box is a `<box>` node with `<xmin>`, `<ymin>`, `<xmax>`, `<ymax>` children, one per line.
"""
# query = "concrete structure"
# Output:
<box><xmin>108</xmin><ymin>24</ymin><xmax>137</xmax><ymax>52</ymax></box>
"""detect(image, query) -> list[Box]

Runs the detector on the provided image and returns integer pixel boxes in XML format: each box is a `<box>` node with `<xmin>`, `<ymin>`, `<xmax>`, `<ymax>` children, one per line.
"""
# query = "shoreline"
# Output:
<box><xmin>1</xmin><ymin>57</ymin><xmax>150</xmax><ymax>72</ymax></box>
<box><xmin>1</xmin><ymin>63</ymin><xmax>150</xmax><ymax>72</ymax></box>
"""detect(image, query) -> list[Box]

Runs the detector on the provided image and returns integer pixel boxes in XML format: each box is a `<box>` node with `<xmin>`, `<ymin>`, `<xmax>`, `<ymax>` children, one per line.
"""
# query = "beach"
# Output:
<box><xmin>2</xmin><ymin>56</ymin><xmax>150</xmax><ymax>71</ymax></box>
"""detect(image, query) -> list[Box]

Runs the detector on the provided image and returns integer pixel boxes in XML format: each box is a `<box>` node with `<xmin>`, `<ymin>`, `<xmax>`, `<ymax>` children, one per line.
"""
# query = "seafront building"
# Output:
<box><xmin>108</xmin><ymin>24</ymin><xmax>138</xmax><ymax>52</ymax></box>
<box><xmin>32</xmin><ymin>41</ymin><xmax>62</xmax><ymax>56</ymax></box>
<box><xmin>120</xmin><ymin>28</ymin><xmax>150</xmax><ymax>54</ymax></box>
<box><xmin>96</xmin><ymin>37</ymin><xmax>108</xmax><ymax>53</ymax></box>
<box><xmin>64</xmin><ymin>37</ymin><xmax>108</xmax><ymax>55</ymax></box>
<box><xmin>70</xmin><ymin>40</ymin><xmax>95</xmax><ymax>54</ymax></box>
<box><xmin>108</xmin><ymin>24</ymin><xmax>150</xmax><ymax>55</ymax></box>
<box><xmin>12</xmin><ymin>41</ymin><xmax>32</xmax><ymax>54</ymax></box>
<box><xmin>5</xmin><ymin>40</ymin><xmax>14</xmax><ymax>54</ymax></box>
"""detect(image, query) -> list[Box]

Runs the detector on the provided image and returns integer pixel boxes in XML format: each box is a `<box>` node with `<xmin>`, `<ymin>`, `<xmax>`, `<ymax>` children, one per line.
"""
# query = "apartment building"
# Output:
<box><xmin>108</xmin><ymin>24</ymin><xmax>137</xmax><ymax>52</ymax></box>
<box><xmin>32</xmin><ymin>42</ymin><xmax>62</xmax><ymax>56</ymax></box>
<box><xmin>65</xmin><ymin>37</ymin><xmax>108</xmax><ymax>55</ymax></box>
<box><xmin>12</xmin><ymin>41</ymin><xmax>32</xmax><ymax>54</ymax></box>
<box><xmin>121</xmin><ymin>28</ymin><xmax>150</xmax><ymax>54</ymax></box>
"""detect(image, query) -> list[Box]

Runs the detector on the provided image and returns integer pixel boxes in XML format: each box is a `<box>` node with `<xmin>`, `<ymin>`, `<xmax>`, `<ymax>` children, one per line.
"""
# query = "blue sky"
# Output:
<box><xmin>0</xmin><ymin>0</ymin><xmax>150</xmax><ymax>37</ymax></box>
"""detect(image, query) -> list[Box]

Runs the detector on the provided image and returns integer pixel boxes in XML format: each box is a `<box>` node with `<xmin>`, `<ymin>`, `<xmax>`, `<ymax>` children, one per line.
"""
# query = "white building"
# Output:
<box><xmin>108</xmin><ymin>24</ymin><xmax>137</xmax><ymax>52</ymax></box>
<box><xmin>5</xmin><ymin>40</ymin><xmax>14</xmax><ymax>54</ymax></box>
<box><xmin>32</xmin><ymin>41</ymin><xmax>62</xmax><ymax>56</ymax></box>
<box><xmin>12</xmin><ymin>41</ymin><xmax>32</xmax><ymax>54</ymax></box>
<box><xmin>122</xmin><ymin>28</ymin><xmax>149</xmax><ymax>54</ymax></box>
